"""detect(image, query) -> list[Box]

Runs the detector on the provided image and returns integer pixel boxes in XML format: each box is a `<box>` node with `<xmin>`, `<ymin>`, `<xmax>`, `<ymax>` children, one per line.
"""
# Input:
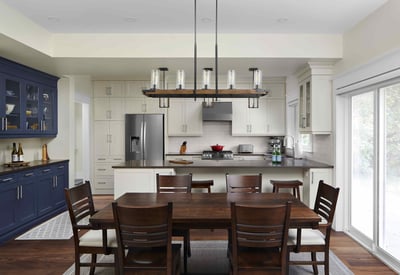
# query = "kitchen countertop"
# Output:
<box><xmin>0</xmin><ymin>159</ymin><xmax>69</xmax><ymax>176</ymax></box>
<box><xmin>112</xmin><ymin>158</ymin><xmax>333</xmax><ymax>169</ymax></box>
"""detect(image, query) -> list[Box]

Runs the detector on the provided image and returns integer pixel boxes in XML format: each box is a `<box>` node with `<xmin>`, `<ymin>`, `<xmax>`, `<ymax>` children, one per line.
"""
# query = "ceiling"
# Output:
<box><xmin>0</xmin><ymin>0</ymin><xmax>388</xmax><ymax>80</ymax></box>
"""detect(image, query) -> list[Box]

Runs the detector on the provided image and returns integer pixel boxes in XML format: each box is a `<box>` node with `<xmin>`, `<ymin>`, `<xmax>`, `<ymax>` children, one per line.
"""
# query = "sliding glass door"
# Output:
<box><xmin>349</xmin><ymin>80</ymin><xmax>400</xmax><ymax>261</ymax></box>
<box><xmin>350</xmin><ymin>91</ymin><xmax>374</xmax><ymax>239</ymax></box>
<box><xmin>378</xmin><ymin>83</ymin><xmax>400</xmax><ymax>259</ymax></box>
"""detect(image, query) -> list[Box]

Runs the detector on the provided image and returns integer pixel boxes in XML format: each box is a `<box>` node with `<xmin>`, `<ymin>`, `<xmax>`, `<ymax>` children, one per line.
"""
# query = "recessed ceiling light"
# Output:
<box><xmin>276</xmin><ymin>18</ymin><xmax>288</xmax><ymax>24</ymax></box>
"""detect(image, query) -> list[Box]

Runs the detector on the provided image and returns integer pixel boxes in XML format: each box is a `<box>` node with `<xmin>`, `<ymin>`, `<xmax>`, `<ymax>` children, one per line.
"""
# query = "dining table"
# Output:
<box><xmin>90</xmin><ymin>192</ymin><xmax>321</xmax><ymax>230</ymax></box>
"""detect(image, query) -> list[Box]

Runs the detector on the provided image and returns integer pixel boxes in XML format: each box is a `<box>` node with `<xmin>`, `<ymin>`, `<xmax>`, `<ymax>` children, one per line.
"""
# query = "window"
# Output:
<box><xmin>347</xmin><ymin>79</ymin><xmax>400</xmax><ymax>262</ymax></box>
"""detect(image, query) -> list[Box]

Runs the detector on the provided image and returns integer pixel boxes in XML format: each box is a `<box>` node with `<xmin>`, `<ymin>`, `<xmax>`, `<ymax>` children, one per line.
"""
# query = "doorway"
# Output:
<box><xmin>74</xmin><ymin>99</ymin><xmax>90</xmax><ymax>184</ymax></box>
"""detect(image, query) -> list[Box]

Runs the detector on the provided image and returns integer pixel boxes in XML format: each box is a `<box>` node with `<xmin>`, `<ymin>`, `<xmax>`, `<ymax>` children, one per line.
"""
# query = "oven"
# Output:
<box><xmin>201</xmin><ymin>150</ymin><xmax>234</xmax><ymax>160</ymax></box>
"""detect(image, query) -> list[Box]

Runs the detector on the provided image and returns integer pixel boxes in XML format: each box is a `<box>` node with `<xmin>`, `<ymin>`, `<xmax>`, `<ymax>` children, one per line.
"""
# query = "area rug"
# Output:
<box><xmin>16</xmin><ymin>211</ymin><xmax>73</xmax><ymax>240</ymax></box>
<box><xmin>63</xmin><ymin>240</ymin><xmax>353</xmax><ymax>275</ymax></box>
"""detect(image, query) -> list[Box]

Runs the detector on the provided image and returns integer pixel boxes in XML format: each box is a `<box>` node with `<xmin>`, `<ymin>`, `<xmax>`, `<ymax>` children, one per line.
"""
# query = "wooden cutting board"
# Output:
<box><xmin>169</xmin><ymin>159</ymin><xmax>193</xmax><ymax>164</ymax></box>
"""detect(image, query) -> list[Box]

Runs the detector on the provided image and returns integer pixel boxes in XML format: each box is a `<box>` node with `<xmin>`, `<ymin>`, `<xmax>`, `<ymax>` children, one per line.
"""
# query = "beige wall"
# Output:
<box><xmin>334</xmin><ymin>0</ymin><xmax>400</xmax><ymax>75</ymax></box>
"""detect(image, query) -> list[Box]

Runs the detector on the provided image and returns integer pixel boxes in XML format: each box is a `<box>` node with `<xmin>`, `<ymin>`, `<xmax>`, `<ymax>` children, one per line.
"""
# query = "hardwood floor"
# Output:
<box><xmin>0</xmin><ymin>195</ymin><xmax>396</xmax><ymax>275</ymax></box>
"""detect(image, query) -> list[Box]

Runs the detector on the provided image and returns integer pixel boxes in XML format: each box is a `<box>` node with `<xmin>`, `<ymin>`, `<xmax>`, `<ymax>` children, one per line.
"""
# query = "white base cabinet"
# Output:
<box><xmin>114</xmin><ymin>168</ymin><xmax>175</xmax><ymax>199</ymax></box>
<box><xmin>302</xmin><ymin>168</ymin><xmax>333</xmax><ymax>208</ymax></box>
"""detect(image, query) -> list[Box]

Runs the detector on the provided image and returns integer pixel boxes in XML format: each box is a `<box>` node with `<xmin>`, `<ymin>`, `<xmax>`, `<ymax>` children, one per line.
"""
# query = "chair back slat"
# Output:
<box><xmin>232</xmin><ymin>203</ymin><xmax>291</xmax><ymax>249</ymax></box>
<box><xmin>156</xmin><ymin>174</ymin><xmax>192</xmax><ymax>193</ymax></box>
<box><xmin>314</xmin><ymin>180</ymin><xmax>340</xmax><ymax>224</ymax></box>
<box><xmin>226</xmin><ymin>173</ymin><xmax>262</xmax><ymax>193</ymax></box>
<box><xmin>64</xmin><ymin>181</ymin><xmax>95</xmax><ymax>228</ymax></box>
<box><xmin>113</xmin><ymin>202</ymin><xmax>172</xmax><ymax>249</ymax></box>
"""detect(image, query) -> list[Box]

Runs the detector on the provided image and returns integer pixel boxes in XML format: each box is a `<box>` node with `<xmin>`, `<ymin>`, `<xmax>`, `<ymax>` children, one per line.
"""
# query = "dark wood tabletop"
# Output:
<box><xmin>90</xmin><ymin>192</ymin><xmax>321</xmax><ymax>230</ymax></box>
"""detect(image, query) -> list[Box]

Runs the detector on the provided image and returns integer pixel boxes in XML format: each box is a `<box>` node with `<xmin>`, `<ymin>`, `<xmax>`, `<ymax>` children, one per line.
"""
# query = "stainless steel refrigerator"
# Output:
<box><xmin>125</xmin><ymin>114</ymin><xmax>165</xmax><ymax>160</ymax></box>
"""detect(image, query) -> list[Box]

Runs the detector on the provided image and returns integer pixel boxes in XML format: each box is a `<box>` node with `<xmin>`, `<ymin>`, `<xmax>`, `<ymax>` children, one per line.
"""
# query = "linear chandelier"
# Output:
<box><xmin>142</xmin><ymin>0</ymin><xmax>268</xmax><ymax>108</ymax></box>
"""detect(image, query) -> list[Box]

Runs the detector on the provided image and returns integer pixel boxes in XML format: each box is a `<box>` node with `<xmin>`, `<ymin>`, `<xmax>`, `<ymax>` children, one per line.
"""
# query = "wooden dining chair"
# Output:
<box><xmin>156</xmin><ymin>173</ymin><xmax>192</xmax><ymax>274</ymax></box>
<box><xmin>230</xmin><ymin>201</ymin><xmax>292</xmax><ymax>275</ymax></box>
<box><xmin>112</xmin><ymin>201</ymin><xmax>181</xmax><ymax>275</ymax></box>
<box><xmin>225</xmin><ymin>173</ymin><xmax>262</xmax><ymax>193</ymax></box>
<box><xmin>287</xmin><ymin>180</ymin><xmax>340</xmax><ymax>274</ymax></box>
<box><xmin>64</xmin><ymin>181</ymin><xmax>118</xmax><ymax>275</ymax></box>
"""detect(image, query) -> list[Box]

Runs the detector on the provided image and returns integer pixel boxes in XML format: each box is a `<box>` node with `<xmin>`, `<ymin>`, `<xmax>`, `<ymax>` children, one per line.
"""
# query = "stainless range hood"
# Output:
<box><xmin>202</xmin><ymin>102</ymin><xmax>232</xmax><ymax>121</ymax></box>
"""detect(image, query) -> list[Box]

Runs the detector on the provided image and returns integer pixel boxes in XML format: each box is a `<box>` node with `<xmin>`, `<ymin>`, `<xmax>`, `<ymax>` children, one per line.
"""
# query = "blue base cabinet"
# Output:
<box><xmin>0</xmin><ymin>160</ymin><xmax>69</xmax><ymax>244</ymax></box>
<box><xmin>0</xmin><ymin>57</ymin><xmax>59</xmax><ymax>138</ymax></box>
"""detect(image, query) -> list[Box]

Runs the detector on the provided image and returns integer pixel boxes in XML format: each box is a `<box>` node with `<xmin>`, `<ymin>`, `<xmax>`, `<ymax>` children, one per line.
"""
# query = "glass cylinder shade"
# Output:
<box><xmin>253</xmin><ymin>69</ymin><xmax>262</xmax><ymax>89</ymax></box>
<box><xmin>176</xmin><ymin>70</ymin><xmax>185</xmax><ymax>89</ymax></box>
<box><xmin>150</xmin><ymin>69</ymin><xmax>160</xmax><ymax>89</ymax></box>
<box><xmin>227</xmin><ymin>70</ymin><xmax>235</xmax><ymax>89</ymax></box>
<box><xmin>203</xmin><ymin>69</ymin><xmax>211</xmax><ymax>89</ymax></box>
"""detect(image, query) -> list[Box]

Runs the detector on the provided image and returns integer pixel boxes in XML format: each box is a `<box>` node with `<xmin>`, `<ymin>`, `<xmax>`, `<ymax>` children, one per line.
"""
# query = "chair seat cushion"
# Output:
<box><xmin>79</xmin><ymin>229</ymin><xmax>117</xmax><ymax>247</ymax></box>
<box><xmin>125</xmin><ymin>244</ymin><xmax>181</xmax><ymax>268</ymax></box>
<box><xmin>288</xmin><ymin>228</ymin><xmax>325</xmax><ymax>246</ymax></box>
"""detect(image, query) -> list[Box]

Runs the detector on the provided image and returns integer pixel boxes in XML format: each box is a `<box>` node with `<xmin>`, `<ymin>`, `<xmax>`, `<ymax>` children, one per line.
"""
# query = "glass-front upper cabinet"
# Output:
<box><xmin>0</xmin><ymin>57</ymin><xmax>59</xmax><ymax>138</ymax></box>
<box><xmin>1</xmin><ymin>75</ymin><xmax>22</xmax><ymax>132</ymax></box>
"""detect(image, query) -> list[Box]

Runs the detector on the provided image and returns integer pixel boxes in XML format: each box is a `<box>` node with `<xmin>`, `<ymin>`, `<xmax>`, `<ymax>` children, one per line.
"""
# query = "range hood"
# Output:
<box><xmin>202</xmin><ymin>102</ymin><xmax>232</xmax><ymax>121</ymax></box>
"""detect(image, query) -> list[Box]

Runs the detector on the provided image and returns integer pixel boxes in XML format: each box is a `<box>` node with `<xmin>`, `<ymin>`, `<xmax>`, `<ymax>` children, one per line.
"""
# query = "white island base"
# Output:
<box><xmin>114</xmin><ymin>167</ymin><xmax>332</xmax><ymax>208</ymax></box>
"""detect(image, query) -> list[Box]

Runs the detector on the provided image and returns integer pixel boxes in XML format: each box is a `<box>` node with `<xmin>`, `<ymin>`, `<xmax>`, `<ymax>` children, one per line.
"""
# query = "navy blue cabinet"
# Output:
<box><xmin>0</xmin><ymin>57</ymin><xmax>59</xmax><ymax>138</ymax></box>
<box><xmin>0</xmin><ymin>160</ymin><xmax>69</xmax><ymax>244</ymax></box>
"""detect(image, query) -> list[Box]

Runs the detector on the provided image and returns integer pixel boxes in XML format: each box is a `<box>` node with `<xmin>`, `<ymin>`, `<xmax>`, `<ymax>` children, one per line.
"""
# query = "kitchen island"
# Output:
<box><xmin>112</xmin><ymin>158</ymin><xmax>333</xmax><ymax>207</ymax></box>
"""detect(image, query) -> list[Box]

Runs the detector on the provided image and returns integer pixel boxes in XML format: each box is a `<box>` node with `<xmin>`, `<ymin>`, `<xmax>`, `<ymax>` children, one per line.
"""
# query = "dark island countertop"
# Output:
<box><xmin>0</xmin><ymin>159</ymin><xmax>69</xmax><ymax>176</ymax></box>
<box><xmin>112</xmin><ymin>158</ymin><xmax>333</xmax><ymax>169</ymax></box>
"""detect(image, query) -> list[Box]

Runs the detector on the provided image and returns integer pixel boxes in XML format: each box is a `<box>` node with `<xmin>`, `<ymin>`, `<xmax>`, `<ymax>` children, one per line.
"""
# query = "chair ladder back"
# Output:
<box><xmin>314</xmin><ymin>180</ymin><xmax>340</xmax><ymax>224</ymax></box>
<box><xmin>113</xmin><ymin>202</ymin><xmax>173</xmax><ymax>249</ymax></box>
<box><xmin>232</xmin><ymin>202</ymin><xmax>291</xmax><ymax>249</ymax></box>
<box><xmin>226</xmin><ymin>173</ymin><xmax>262</xmax><ymax>193</ymax></box>
<box><xmin>65</xmin><ymin>182</ymin><xmax>95</xmax><ymax>227</ymax></box>
<box><xmin>156</xmin><ymin>174</ymin><xmax>192</xmax><ymax>193</ymax></box>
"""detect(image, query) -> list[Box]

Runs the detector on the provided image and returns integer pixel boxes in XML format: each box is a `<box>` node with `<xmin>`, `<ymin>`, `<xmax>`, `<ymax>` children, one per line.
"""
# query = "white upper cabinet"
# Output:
<box><xmin>298</xmin><ymin>63</ymin><xmax>333</xmax><ymax>134</ymax></box>
<box><xmin>93</xmin><ymin>81</ymin><xmax>125</xmax><ymax>120</ymax></box>
<box><xmin>93</xmin><ymin>81</ymin><xmax>124</xmax><ymax>97</ymax></box>
<box><xmin>167</xmin><ymin>99</ymin><xmax>202</xmax><ymax>136</ymax></box>
<box><xmin>232</xmin><ymin>78</ymin><xmax>286</xmax><ymax>136</ymax></box>
<box><xmin>124</xmin><ymin>81</ymin><xmax>165</xmax><ymax>114</ymax></box>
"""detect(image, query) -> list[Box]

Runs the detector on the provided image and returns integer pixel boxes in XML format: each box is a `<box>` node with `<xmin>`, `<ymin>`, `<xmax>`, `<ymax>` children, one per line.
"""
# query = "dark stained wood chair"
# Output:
<box><xmin>64</xmin><ymin>181</ymin><xmax>117</xmax><ymax>275</ymax></box>
<box><xmin>191</xmin><ymin>179</ymin><xmax>214</xmax><ymax>193</ymax></box>
<box><xmin>288</xmin><ymin>180</ymin><xmax>340</xmax><ymax>274</ymax></box>
<box><xmin>156</xmin><ymin>173</ymin><xmax>192</xmax><ymax>274</ymax></box>
<box><xmin>225</xmin><ymin>173</ymin><xmax>262</xmax><ymax>193</ymax></box>
<box><xmin>230</xmin><ymin>201</ymin><xmax>292</xmax><ymax>275</ymax></box>
<box><xmin>112</xmin><ymin>201</ymin><xmax>181</xmax><ymax>275</ymax></box>
<box><xmin>270</xmin><ymin>179</ymin><xmax>303</xmax><ymax>200</ymax></box>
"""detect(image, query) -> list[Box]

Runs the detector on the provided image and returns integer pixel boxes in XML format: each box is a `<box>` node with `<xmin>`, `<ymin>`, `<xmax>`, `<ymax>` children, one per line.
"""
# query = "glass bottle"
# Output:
<box><xmin>272</xmin><ymin>145</ymin><xmax>277</xmax><ymax>164</ymax></box>
<box><xmin>17</xmin><ymin>143</ymin><xmax>24</xmax><ymax>162</ymax></box>
<box><xmin>11</xmin><ymin>142</ymin><xmax>18</xmax><ymax>163</ymax></box>
<box><xmin>276</xmin><ymin>145</ymin><xmax>282</xmax><ymax>164</ymax></box>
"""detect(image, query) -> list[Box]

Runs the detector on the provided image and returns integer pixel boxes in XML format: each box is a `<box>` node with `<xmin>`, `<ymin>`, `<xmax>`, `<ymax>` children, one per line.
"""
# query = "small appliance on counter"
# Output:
<box><xmin>238</xmin><ymin>144</ymin><xmax>254</xmax><ymax>153</ymax></box>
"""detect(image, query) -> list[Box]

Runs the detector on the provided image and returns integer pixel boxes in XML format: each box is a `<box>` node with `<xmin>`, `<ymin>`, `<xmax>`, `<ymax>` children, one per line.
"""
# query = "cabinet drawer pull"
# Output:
<box><xmin>97</xmin><ymin>168</ymin><xmax>107</xmax><ymax>171</ymax></box>
<box><xmin>97</xmin><ymin>158</ymin><xmax>107</xmax><ymax>161</ymax></box>
<box><xmin>2</xmin><ymin>177</ymin><xmax>14</xmax><ymax>182</ymax></box>
<box><xmin>42</xmin><ymin>169</ymin><xmax>51</xmax><ymax>173</ymax></box>
<box><xmin>24</xmin><ymin>172</ymin><xmax>34</xmax><ymax>177</ymax></box>
<box><xmin>97</xmin><ymin>182</ymin><xmax>107</xmax><ymax>185</ymax></box>
<box><xmin>20</xmin><ymin>185</ymin><xmax>23</xmax><ymax>199</ymax></box>
<box><xmin>57</xmin><ymin>165</ymin><xmax>65</xmax><ymax>169</ymax></box>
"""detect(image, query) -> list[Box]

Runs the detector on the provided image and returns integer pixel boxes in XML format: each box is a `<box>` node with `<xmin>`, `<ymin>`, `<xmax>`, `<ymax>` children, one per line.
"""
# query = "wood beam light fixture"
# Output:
<box><xmin>142</xmin><ymin>0</ymin><xmax>269</xmax><ymax>108</ymax></box>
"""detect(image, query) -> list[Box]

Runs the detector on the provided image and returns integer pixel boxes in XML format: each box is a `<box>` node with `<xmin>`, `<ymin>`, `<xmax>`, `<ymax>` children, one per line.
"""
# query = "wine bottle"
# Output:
<box><xmin>17</xmin><ymin>143</ymin><xmax>24</xmax><ymax>162</ymax></box>
<box><xmin>11</xmin><ymin>142</ymin><xmax>18</xmax><ymax>163</ymax></box>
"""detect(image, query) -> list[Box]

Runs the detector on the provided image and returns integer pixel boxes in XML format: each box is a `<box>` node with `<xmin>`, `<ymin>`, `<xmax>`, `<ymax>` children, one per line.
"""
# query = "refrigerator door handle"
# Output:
<box><xmin>142</xmin><ymin>121</ymin><xmax>147</xmax><ymax>160</ymax></box>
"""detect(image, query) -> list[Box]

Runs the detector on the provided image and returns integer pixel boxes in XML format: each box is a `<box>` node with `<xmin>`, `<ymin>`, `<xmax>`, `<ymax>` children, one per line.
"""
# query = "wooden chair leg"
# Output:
<box><xmin>311</xmin><ymin>252</ymin><xmax>318</xmax><ymax>274</ymax></box>
<box><xmin>74</xmin><ymin>255</ymin><xmax>80</xmax><ymax>275</ymax></box>
<box><xmin>89</xmin><ymin>253</ymin><xmax>97</xmax><ymax>275</ymax></box>
<box><xmin>324</xmin><ymin>250</ymin><xmax>329</xmax><ymax>275</ymax></box>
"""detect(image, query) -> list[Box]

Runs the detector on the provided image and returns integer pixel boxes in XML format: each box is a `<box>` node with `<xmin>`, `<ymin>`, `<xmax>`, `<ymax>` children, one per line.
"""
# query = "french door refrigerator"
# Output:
<box><xmin>125</xmin><ymin>114</ymin><xmax>165</xmax><ymax>160</ymax></box>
